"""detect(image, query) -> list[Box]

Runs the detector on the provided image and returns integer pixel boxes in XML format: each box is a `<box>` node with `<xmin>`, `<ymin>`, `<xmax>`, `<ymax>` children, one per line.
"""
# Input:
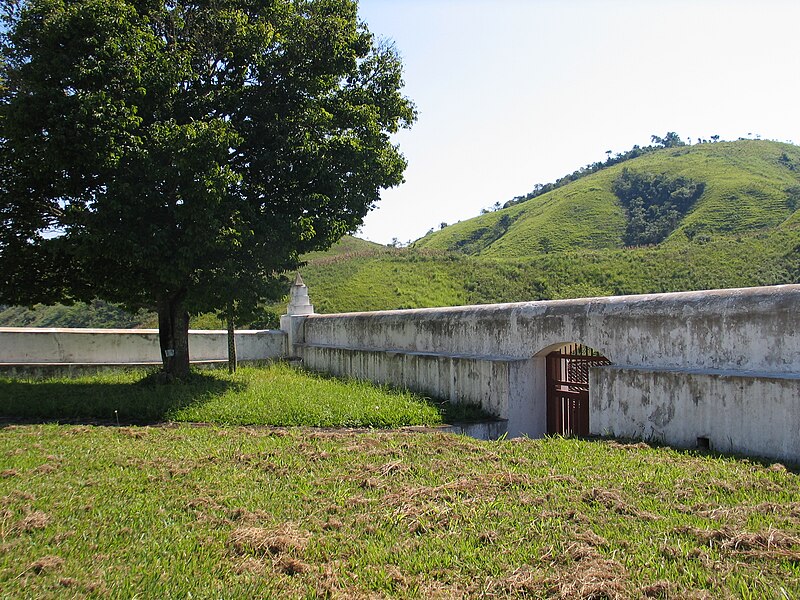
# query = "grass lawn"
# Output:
<box><xmin>0</xmin><ymin>364</ymin><xmax>459</xmax><ymax>428</ymax></box>
<box><xmin>1</xmin><ymin>366</ymin><xmax>798</xmax><ymax>597</ymax></box>
<box><xmin>0</xmin><ymin>425</ymin><xmax>798</xmax><ymax>598</ymax></box>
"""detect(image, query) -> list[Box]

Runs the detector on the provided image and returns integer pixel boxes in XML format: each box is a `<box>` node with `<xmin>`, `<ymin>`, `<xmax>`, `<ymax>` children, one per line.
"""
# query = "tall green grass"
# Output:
<box><xmin>0</xmin><ymin>364</ymin><xmax>447</xmax><ymax>428</ymax></box>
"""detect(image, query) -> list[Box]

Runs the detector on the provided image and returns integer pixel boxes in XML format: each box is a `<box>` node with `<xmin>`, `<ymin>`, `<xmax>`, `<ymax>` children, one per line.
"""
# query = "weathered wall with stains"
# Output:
<box><xmin>290</xmin><ymin>284</ymin><xmax>800</xmax><ymax>460</ymax></box>
<box><xmin>3</xmin><ymin>284</ymin><xmax>798</xmax><ymax>461</ymax></box>
<box><xmin>591</xmin><ymin>366</ymin><xmax>800</xmax><ymax>460</ymax></box>
<box><xmin>296</xmin><ymin>285</ymin><xmax>799</xmax><ymax>372</ymax></box>
<box><xmin>301</xmin><ymin>345</ymin><xmax>540</xmax><ymax>436</ymax></box>
<box><xmin>0</xmin><ymin>328</ymin><xmax>286</xmax><ymax>365</ymax></box>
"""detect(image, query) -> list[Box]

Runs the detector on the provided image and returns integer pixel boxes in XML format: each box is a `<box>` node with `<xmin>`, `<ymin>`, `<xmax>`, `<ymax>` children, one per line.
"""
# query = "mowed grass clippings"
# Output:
<box><xmin>0</xmin><ymin>363</ymin><xmax>445</xmax><ymax>428</ymax></box>
<box><xmin>1</xmin><ymin>426</ymin><xmax>798</xmax><ymax>598</ymax></box>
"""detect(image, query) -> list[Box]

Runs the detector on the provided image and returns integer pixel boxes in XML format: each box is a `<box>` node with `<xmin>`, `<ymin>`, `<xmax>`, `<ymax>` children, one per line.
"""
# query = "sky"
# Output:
<box><xmin>355</xmin><ymin>0</ymin><xmax>800</xmax><ymax>245</ymax></box>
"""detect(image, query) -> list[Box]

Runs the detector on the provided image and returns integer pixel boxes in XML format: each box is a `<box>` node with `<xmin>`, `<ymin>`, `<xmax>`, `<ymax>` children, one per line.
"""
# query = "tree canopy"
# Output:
<box><xmin>0</xmin><ymin>0</ymin><xmax>415</xmax><ymax>376</ymax></box>
<box><xmin>612</xmin><ymin>168</ymin><xmax>705</xmax><ymax>246</ymax></box>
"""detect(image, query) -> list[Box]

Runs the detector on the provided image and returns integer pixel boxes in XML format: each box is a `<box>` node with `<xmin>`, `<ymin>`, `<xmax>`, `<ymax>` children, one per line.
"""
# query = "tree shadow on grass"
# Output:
<box><xmin>0</xmin><ymin>370</ymin><xmax>245</xmax><ymax>426</ymax></box>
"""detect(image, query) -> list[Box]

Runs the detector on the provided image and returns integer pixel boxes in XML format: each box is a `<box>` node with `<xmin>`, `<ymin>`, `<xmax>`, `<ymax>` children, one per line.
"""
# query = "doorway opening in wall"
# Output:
<box><xmin>546</xmin><ymin>343</ymin><xmax>611</xmax><ymax>437</ymax></box>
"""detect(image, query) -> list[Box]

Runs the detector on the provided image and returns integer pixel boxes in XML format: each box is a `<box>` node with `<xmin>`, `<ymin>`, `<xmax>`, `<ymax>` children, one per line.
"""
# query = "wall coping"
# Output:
<box><xmin>297</xmin><ymin>343</ymin><xmax>528</xmax><ymax>363</ymax></box>
<box><xmin>302</xmin><ymin>284</ymin><xmax>800</xmax><ymax>320</ymax></box>
<box><xmin>0</xmin><ymin>328</ymin><xmax>281</xmax><ymax>334</ymax></box>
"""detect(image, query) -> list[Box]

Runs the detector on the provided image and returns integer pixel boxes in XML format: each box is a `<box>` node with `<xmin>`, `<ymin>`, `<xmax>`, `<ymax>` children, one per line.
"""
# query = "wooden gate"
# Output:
<box><xmin>546</xmin><ymin>344</ymin><xmax>611</xmax><ymax>437</ymax></box>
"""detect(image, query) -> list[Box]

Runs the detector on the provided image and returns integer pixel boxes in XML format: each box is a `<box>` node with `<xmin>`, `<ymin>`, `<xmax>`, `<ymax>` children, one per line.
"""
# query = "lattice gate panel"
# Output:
<box><xmin>546</xmin><ymin>344</ymin><xmax>611</xmax><ymax>437</ymax></box>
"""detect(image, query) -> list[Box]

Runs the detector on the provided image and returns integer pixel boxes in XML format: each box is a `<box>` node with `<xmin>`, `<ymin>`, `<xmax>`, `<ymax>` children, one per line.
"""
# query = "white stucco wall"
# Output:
<box><xmin>298</xmin><ymin>285</ymin><xmax>799</xmax><ymax>373</ymax></box>
<box><xmin>302</xmin><ymin>344</ymin><xmax>532</xmax><ymax>425</ymax></box>
<box><xmin>290</xmin><ymin>285</ymin><xmax>799</xmax><ymax>461</ymax></box>
<box><xmin>3</xmin><ymin>284</ymin><xmax>798</xmax><ymax>461</ymax></box>
<box><xmin>0</xmin><ymin>328</ymin><xmax>286</xmax><ymax>364</ymax></box>
<box><xmin>590</xmin><ymin>366</ymin><xmax>800</xmax><ymax>462</ymax></box>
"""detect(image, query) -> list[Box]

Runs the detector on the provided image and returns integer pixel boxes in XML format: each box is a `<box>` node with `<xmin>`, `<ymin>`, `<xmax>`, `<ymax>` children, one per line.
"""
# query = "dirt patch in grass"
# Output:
<box><xmin>573</xmin><ymin>529</ymin><xmax>611</xmax><ymax>549</ymax></box>
<box><xmin>605</xmin><ymin>440</ymin><xmax>652</xmax><ymax>452</ymax></box>
<box><xmin>186</xmin><ymin>496</ymin><xmax>231</xmax><ymax>526</ymax></box>
<box><xmin>365</xmin><ymin>460</ymin><xmax>411</xmax><ymax>478</ymax></box>
<box><xmin>489</xmin><ymin>565</ymin><xmax>544</xmax><ymax>596</ymax></box>
<box><xmin>29</xmin><ymin>555</ymin><xmax>64</xmax><ymax>574</ymax></box>
<box><xmin>16</xmin><ymin>510</ymin><xmax>51</xmax><ymax>533</ymax></box>
<box><xmin>1</xmin><ymin>490</ymin><xmax>35</xmax><ymax>505</ymax></box>
<box><xmin>677</xmin><ymin>525</ymin><xmax>800</xmax><ymax>560</ymax></box>
<box><xmin>119</xmin><ymin>427</ymin><xmax>149</xmax><ymax>439</ymax></box>
<box><xmin>228</xmin><ymin>507</ymin><xmax>271</xmax><ymax>525</ymax></box>
<box><xmin>231</xmin><ymin>526</ymin><xmax>311</xmax><ymax>582</ymax></box>
<box><xmin>275</xmin><ymin>555</ymin><xmax>309</xmax><ymax>576</ymax></box>
<box><xmin>229</xmin><ymin>523</ymin><xmax>309</xmax><ymax>557</ymax></box>
<box><xmin>234</xmin><ymin>557</ymin><xmax>267</xmax><ymax>575</ymax></box>
<box><xmin>547</xmin><ymin>539</ymin><xmax>630</xmax><ymax>600</ymax></box>
<box><xmin>641</xmin><ymin>580</ymin><xmax>675</xmax><ymax>598</ymax></box>
<box><xmin>34</xmin><ymin>462</ymin><xmax>59</xmax><ymax>474</ymax></box>
<box><xmin>51</xmin><ymin>530</ymin><xmax>75</xmax><ymax>544</ymax></box>
<box><xmin>695</xmin><ymin>501</ymin><xmax>800</xmax><ymax>525</ymax></box>
<box><xmin>548</xmin><ymin>556</ymin><xmax>630</xmax><ymax>600</ymax></box>
<box><xmin>768</xmin><ymin>462</ymin><xmax>788</xmax><ymax>473</ymax></box>
<box><xmin>582</xmin><ymin>487</ymin><xmax>660</xmax><ymax>521</ymax></box>
<box><xmin>487</xmin><ymin>542</ymin><xmax>631</xmax><ymax>600</ymax></box>
<box><xmin>310</xmin><ymin>560</ymin><xmax>361</xmax><ymax>598</ymax></box>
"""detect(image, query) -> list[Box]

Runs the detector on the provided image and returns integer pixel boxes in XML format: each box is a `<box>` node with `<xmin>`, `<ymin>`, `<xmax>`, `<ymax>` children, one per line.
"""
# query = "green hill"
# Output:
<box><xmin>4</xmin><ymin>140</ymin><xmax>799</xmax><ymax>325</ymax></box>
<box><xmin>296</xmin><ymin>139</ymin><xmax>799</xmax><ymax>312</ymax></box>
<box><xmin>299</xmin><ymin>227</ymin><xmax>799</xmax><ymax>313</ymax></box>
<box><xmin>415</xmin><ymin>140</ymin><xmax>800</xmax><ymax>257</ymax></box>
<box><xmin>0</xmin><ymin>300</ymin><xmax>156</xmax><ymax>329</ymax></box>
<box><xmin>0</xmin><ymin>236</ymin><xmax>382</xmax><ymax>329</ymax></box>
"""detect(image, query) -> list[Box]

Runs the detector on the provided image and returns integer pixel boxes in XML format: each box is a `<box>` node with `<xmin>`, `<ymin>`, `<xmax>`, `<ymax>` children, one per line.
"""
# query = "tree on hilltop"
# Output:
<box><xmin>0</xmin><ymin>0</ymin><xmax>415</xmax><ymax>378</ymax></box>
<box><xmin>650</xmin><ymin>132</ymin><xmax>685</xmax><ymax>148</ymax></box>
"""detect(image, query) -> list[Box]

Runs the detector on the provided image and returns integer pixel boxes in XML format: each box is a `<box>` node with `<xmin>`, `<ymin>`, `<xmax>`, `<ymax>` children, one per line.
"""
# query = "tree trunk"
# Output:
<box><xmin>227</xmin><ymin>306</ymin><xmax>237</xmax><ymax>374</ymax></box>
<box><xmin>157</xmin><ymin>292</ymin><xmax>190</xmax><ymax>379</ymax></box>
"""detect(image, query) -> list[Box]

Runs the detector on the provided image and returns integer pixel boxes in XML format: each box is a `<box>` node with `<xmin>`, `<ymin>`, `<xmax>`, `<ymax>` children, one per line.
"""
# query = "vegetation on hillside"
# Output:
<box><xmin>291</xmin><ymin>135</ymin><xmax>800</xmax><ymax>311</ymax></box>
<box><xmin>501</xmin><ymin>131</ymin><xmax>688</xmax><ymax>209</ymax></box>
<box><xmin>0</xmin><ymin>237</ymin><xmax>379</xmax><ymax>328</ymax></box>
<box><xmin>0</xmin><ymin>301</ymin><xmax>280</xmax><ymax>331</ymax></box>
<box><xmin>296</xmin><ymin>225</ymin><xmax>798</xmax><ymax>313</ymax></box>
<box><xmin>612</xmin><ymin>169</ymin><xmax>705</xmax><ymax>246</ymax></box>
<box><xmin>416</xmin><ymin>140</ymin><xmax>800</xmax><ymax>257</ymax></box>
<box><xmin>0</xmin><ymin>301</ymin><xmax>154</xmax><ymax>329</ymax></box>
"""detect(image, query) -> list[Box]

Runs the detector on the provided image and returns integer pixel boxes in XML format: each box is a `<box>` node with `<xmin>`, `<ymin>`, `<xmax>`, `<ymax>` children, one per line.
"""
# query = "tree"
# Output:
<box><xmin>650</xmin><ymin>132</ymin><xmax>685</xmax><ymax>149</ymax></box>
<box><xmin>0</xmin><ymin>0</ymin><xmax>415</xmax><ymax>378</ymax></box>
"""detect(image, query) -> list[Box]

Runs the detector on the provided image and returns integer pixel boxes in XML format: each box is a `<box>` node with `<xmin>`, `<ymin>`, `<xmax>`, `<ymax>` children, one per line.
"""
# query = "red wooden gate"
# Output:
<box><xmin>546</xmin><ymin>344</ymin><xmax>610</xmax><ymax>437</ymax></box>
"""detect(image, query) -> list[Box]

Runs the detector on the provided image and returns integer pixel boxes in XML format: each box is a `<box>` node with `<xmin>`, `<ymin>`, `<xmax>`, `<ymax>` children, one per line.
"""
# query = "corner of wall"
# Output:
<box><xmin>280</xmin><ymin>314</ymin><xmax>308</xmax><ymax>358</ymax></box>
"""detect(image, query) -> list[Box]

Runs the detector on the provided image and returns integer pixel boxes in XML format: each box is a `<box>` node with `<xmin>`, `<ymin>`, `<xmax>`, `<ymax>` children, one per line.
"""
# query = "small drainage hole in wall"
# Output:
<box><xmin>697</xmin><ymin>436</ymin><xmax>710</xmax><ymax>450</ymax></box>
